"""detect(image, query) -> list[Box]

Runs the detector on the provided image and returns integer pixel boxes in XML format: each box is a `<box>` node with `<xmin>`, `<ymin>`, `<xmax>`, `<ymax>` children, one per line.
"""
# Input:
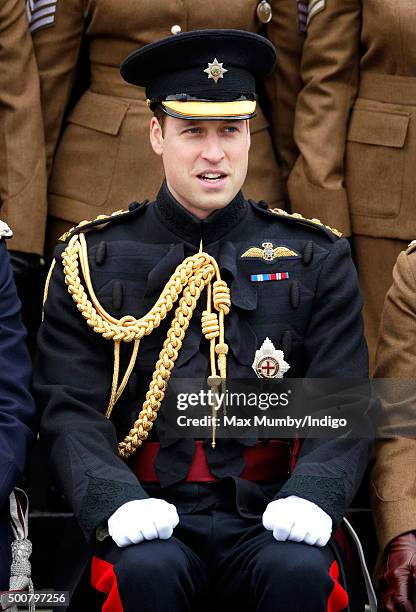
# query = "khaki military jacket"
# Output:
<box><xmin>0</xmin><ymin>0</ymin><xmax>47</xmax><ymax>255</ymax></box>
<box><xmin>29</xmin><ymin>0</ymin><xmax>303</xmax><ymax>228</ymax></box>
<box><xmin>288</xmin><ymin>0</ymin><xmax>416</xmax><ymax>239</ymax></box>
<box><xmin>371</xmin><ymin>244</ymin><xmax>416</xmax><ymax>557</ymax></box>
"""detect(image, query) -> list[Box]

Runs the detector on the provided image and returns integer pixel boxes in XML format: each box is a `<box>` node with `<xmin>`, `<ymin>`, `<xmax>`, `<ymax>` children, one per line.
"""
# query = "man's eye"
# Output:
<box><xmin>186</xmin><ymin>127</ymin><xmax>201</xmax><ymax>134</ymax></box>
<box><xmin>224</xmin><ymin>126</ymin><xmax>238</xmax><ymax>133</ymax></box>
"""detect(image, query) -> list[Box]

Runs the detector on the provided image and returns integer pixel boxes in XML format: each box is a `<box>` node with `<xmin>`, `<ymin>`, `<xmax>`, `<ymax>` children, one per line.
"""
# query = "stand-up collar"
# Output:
<box><xmin>154</xmin><ymin>181</ymin><xmax>247</xmax><ymax>245</ymax></box>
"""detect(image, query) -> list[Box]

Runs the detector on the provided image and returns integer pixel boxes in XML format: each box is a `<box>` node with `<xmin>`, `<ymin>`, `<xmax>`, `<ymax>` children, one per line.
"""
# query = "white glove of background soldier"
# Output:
<box><xmin>262</xmin><ymin>495</ymin><xmax>332</xmax><ymax>547</ymax></box>
<box><xmin>108</xmin><ymin>498</ymin><xmax>179</xmax><ymax>547</ymax></box>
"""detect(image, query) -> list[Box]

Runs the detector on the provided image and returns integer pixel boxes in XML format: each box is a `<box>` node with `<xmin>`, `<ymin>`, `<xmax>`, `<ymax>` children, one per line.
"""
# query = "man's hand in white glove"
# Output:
<box><xmin>108</xmin><ymin>498</ymin><xmax>179</xmax><ymax>548</ymax></box>
<box><xmin>262</xmin><ymin>495</ymin><xmax>332</xmax><ymax>547</ymax></box>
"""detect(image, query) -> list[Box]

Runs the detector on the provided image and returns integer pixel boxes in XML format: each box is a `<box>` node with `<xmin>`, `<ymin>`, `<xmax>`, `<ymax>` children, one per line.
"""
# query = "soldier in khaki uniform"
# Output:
<box><xmin>28</xmin><ymin>0</ymin><xmax>304</xmax><ymax>252</ymax></box>
<box><xmin>288</xmin><ymin>0</ymin><xmax>416</xmax><ymax>371</ymax></box>
<box><xmin>371</xmin><ymin>244</ymin><xmax>416</xmax><ymax>610</ymax></box>
<box><xmin>0</xmin><ymin>0</ymin><xmax>47</xmax><ymax>256</ymax></box>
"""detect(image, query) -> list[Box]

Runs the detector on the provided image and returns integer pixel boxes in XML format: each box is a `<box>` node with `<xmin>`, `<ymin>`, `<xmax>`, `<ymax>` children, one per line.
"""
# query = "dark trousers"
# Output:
<box><xmin>0</xmin><ymin>512</ymin><xmax>12</xmax><ymax>590</ymax></box>
<box><xmin>91</xmin><ymin>509</ymin><xmax>349</xmax><ymax>612</ymax></box>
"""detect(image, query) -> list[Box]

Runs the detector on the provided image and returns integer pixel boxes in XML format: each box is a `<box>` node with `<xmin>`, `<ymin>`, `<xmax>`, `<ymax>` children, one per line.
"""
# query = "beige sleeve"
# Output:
<box><xmin>371</xmin><ymin>251</ymin><xmax>416</xmax><ymax>554</ymax></box>
<box><xmin>287</xmin><ymin>0</ymin><xmax>361</xmax><ymax>235</ymax></box>
<box><xmin>265</xmin><ymin>0</ymin><xmax>304</xmax><ymax>198</ymax></box>
<box><xmin>30</xmin><ymin>0</ymin><xmax>85</xmax><ymax>176</ymax></box>
<box><xmin>0</xmin><ymin>0</ymin><xmax>48</xmax><ymax>254</ymax></box>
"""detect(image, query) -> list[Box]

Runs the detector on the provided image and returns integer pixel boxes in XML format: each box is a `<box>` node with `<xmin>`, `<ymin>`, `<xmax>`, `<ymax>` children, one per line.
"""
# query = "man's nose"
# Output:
<box><xmin>200</xmin><ymin>135</ymin><xmax>225</xmax><ymax>163</ymax></box>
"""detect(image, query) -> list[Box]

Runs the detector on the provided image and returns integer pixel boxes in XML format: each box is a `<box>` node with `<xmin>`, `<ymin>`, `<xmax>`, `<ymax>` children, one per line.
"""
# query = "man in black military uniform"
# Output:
<box><xmin>35</xmin><ymin>30</ymin><xmax>371</xmax><ymax>612</ymax></box>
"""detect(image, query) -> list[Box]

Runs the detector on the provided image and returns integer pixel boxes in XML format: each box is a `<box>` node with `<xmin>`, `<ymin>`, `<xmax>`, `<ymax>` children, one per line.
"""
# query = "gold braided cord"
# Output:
<box><xmin>107</xmin><ymin>340</ymin><xmax>121</xmax><ymax>418</ymax></box>
<box><xmin>203</xmin><ymin>282</ymin><xmax>220</xmax><ymax>448</ymax></box>
<box><xmin>202</xmin><ymin>284</ymin><xmax>219</xmax><ymax>377</ymax></box>
<box><xmin>113</xmin><ymin>339</ymin><xmax>140</xmax><ymax>405</ymax></box>
<box><xmin>61</xmin><ymin>232</ymin><xmax>231</xmax><ymax>459</ymax></box>
<box><xmin>63</xmin><ymin>233</ymin><xmax>219</xmax><ymax>340</ymax></box>
<box><xmin>42</xmin><ymin>259</ymin><xmax>56</xmax><ymax>321</ymax></box>
<box><xmin>105</xmin><ymin>338</ymin><xmax>140</xmax><ymax>418</ymax></box>
<box><xmin>202</xmin><ymin>279</ymin><xmax>231</xmax><ymax>448</ymax></box>
<box><xmin>119</xmin><ymin>270</ymin><xmax>215</xmax><ymax>458</ymax></box>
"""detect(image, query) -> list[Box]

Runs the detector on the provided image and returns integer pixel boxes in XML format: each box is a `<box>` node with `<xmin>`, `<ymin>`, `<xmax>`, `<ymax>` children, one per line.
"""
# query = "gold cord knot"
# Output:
<box><xmin>201</xmin><ymin>311</ymin><xmax>220</xmax><ymax>339</ymax></box>
<box><xmin>215</xmin><ymin>343</ymin><xmax>228</xmax><ymax>355</ymax></box>
<box><xmin>213</xmin><ymin>280</ymin><xmax>231</xmax><ymax>314</ymax></box>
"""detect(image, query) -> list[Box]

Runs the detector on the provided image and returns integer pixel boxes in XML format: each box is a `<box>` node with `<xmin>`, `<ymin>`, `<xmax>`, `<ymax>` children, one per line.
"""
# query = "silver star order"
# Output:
<box><xmin>203</xmin><ymin>58</ymin><xmax>228</xmax><ymax>83</ymax></box>
<box><xmin>252</xmin><ymin>337</ymin><xmax>290</xmax><ymax>379</ymax></box>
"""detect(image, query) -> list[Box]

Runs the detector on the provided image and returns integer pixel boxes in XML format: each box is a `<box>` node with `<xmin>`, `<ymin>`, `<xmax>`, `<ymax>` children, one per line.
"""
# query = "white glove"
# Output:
<box><xmin>262</xmin><ymin>495</ymin><xmax>332</xmax><ymax>547</ymax></box>
<box><xmin>108</xmin><ymin>498</ymin><xmax>179</xmax><ymax>548</ymax></box>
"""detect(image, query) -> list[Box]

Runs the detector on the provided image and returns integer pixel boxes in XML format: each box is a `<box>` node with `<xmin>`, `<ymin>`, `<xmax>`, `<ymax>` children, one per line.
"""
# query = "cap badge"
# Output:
<box><xmin>204</xmin><ymin>58</ymin><xmax>228</xmax><ymax>83</ymax></box>
<box><xmin>241</xmin><ymin>242</ymin><xmax>299</xmax><ymax>263</ymax></box>
<box><xmin>252</xmin><ymin>337</ymin><xmax>290</xmax><ymax>379</ymax></box>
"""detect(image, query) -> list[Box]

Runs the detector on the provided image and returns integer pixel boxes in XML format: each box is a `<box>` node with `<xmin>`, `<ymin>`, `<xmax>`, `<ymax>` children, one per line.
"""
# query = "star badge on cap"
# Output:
<box><xmin>204</xmin><ymin>58</ymin><xmax>228</xmax><ymax>83</ymax></box>
<box><xmin>252</xmin><ymin>337</ymin><xmax>290</xmax><ymax>379</ymax></box>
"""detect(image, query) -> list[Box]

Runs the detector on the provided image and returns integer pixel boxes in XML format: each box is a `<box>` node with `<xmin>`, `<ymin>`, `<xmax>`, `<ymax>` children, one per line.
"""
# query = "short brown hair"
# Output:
<box><xmin>153</xmin><ymin>106</ymin><xmax>166</xmax><ymax>134</ymax></box>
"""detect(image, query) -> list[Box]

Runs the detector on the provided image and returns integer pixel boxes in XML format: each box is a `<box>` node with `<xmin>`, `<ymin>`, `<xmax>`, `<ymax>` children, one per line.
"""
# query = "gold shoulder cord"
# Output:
<box><xmin>270</xmin><ymin>208</ymin><xmax>342</xmax><ymax>238</ymax></box>
<box><xmin>61</xmin><ymin>233</ymin><xmax>231</xmax><ymax>459</ymax></box>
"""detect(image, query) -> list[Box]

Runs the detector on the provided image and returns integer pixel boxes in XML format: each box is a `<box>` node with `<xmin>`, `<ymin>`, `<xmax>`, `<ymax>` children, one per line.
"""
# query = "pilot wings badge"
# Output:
<box><xmin>252</xmin><ymin>337</ymin><xmax>290</xmax><ymax>379</ymax></box>
<box><xmin>241</xmin><ymin>242</ymin><xmax>298</xmax><ymax>263</ymax></box>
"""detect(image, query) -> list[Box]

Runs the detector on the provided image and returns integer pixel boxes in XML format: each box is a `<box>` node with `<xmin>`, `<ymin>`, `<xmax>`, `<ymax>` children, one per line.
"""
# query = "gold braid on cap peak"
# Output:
<box><xmin>61</xmin><ymin>232</ymin><xmax>231</xmax><ymax>459</ymax></box>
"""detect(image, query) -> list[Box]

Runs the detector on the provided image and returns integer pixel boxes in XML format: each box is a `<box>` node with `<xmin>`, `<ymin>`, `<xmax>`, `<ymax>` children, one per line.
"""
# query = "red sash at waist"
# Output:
<box><xmin>130</xmin><ymin>439</ymin><xmax>295</xmax><ymax>483</ymax></box>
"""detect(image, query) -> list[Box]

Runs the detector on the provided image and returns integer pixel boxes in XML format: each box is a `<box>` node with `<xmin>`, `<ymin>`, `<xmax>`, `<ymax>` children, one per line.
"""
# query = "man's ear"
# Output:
<box><xmin>246</xmin><ymin>120</ymin><xmax>251</xmax><ymax>152</ymax></box>
<box><xmin>150</xmin><ymin>117</ymin><xmax>164</xmax><ymax>156</ymax></box>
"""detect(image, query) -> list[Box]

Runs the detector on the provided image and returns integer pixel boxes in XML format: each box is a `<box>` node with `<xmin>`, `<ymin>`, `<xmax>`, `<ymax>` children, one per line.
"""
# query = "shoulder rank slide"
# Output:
<box><xmin>26</xmin><ymin>0</ymin><xmax>58</xmax><ymax>34</ymax></box>
<box><xmin>307</xmin><ymin>0</ymin><xmax>326</xmax><ymax>26</ymax></box>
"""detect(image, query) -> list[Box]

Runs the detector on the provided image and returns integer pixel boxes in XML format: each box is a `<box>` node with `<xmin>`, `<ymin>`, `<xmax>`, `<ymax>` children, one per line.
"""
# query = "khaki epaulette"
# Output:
<box><xmin>249</xmin><ymin>200</ymin><xmax>342</xmax><ymax>241</ymax></box>
<box><xmin>59</xmin><ymin>201</ymin><xmax>148</xmax><ymax>242</ymax></box>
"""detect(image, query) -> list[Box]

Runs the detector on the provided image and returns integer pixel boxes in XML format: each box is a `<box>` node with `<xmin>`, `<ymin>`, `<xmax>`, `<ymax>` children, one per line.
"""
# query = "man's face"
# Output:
<box><xmin>150</xmin><ymin>115</ymin><xmax>251</xmax><ymax>219</ymax></box>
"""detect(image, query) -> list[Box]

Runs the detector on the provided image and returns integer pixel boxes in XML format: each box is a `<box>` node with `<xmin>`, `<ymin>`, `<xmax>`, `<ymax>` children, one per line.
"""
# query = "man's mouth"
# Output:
<box><xmin>197</xmin><ymin>172</ymin><xmax>227</xmax><ymax>183</ymax></box>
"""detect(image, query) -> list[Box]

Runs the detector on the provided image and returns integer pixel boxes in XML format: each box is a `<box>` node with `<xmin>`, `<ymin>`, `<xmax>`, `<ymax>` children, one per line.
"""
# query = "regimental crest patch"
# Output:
<box><xmin>241</xmin><ymin>242</ymin><xmax>299</xmax><ymax>263</ymax></box>
<box><xmin>26</xmin><ymin>0</ymin><xmax>58</xmax><ymax>34</ymax></box>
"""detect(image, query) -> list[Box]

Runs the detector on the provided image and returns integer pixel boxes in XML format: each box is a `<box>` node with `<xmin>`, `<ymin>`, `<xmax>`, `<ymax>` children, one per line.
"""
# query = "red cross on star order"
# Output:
<box><xmin>258</xmin><ymin>358</ymin><xmax>279</xmax><ymax>378</ymax></box>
